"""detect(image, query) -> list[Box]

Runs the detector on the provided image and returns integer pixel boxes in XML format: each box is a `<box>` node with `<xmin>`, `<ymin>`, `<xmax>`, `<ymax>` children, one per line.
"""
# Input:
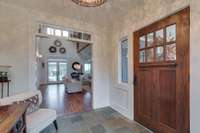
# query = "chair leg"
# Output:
<box><xmin>53</xmin><ymin>120</ymin><xmax>58</xmax><ymax>130</ymax></box>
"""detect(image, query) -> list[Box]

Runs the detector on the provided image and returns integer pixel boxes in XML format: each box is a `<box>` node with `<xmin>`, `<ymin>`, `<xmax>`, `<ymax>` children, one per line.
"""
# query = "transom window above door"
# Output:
<box><xmin>139</xmin><ymin>24</ymin><xmax>176</xmax><ymax>64</ymax></box>
<box><xmin>38</xmin><ymin>23</ymin><xmax>92</xmax><ymax>42</ymax></box>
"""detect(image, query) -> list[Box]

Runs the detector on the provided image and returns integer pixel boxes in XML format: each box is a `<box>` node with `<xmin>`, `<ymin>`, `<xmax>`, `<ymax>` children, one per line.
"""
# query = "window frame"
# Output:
<box><xmin>40</xmin><ymin>24</ymin><xmax>92</xmax><ymax>42</ymax></box>
<box><xmin>118</xmin><ymin>37</ymin><xmax>129</xmax><ymax>85</ymax></box>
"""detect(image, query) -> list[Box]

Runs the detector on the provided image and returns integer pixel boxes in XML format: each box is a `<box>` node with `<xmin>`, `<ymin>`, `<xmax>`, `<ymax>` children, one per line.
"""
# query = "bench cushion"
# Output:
<box><xmin>26</xmin><ymin>109</ymin><xmax>57</xmax><ymax>133</ymax></box>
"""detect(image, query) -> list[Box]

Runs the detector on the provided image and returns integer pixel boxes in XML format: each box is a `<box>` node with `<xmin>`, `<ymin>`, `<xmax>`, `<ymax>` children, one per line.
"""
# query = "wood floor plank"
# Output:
<box><xmin>40</xmin><ymin>84</ymin><xmax>93</xmax><ymax>116</ymax></box>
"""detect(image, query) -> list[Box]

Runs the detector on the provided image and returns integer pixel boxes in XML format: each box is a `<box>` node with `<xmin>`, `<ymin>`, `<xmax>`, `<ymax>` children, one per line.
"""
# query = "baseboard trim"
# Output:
<box><xmin>110</xmin><ymin>103</ymin><xmax>133</xmax><ymax>120</ymax></box>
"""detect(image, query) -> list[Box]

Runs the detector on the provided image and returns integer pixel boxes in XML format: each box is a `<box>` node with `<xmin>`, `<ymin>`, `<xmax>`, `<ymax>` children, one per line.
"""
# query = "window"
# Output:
<box><xmin>55</xmin><ymin>29</ymin><xmax>62</xmax><ymax>36</ymax></box>
<box><xmin>40</xmin><ymin>24</ymin><xmax>92</xmax><ymax>41</ymax></box>
<box><xmin>119</xmin><ymin>38</ymin><xmax>128</xmax><ymax>83</ymax></box>
<box><xmin>63</xmin><ymin>30</ymin><xmax>69</xmax><ymax>38</ymax></box>
<box><xmin>46</xmin><ymin>27</ymin><xmax>54</xmax><ymax>35</ymax></box>
<box><xmin>138</xmin><ymin>24</ymin><xmax>176</xmax><ymax>64</ymax></box>
<box><xmin>84</xmin><ymin>63</ymin><xmax>91</xmax><ymax>74</ymax></box>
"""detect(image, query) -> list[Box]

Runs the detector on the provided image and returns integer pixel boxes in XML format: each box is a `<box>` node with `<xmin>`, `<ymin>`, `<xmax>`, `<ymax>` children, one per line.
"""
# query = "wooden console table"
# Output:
<box><xmin>0</xmin><ymin>103</ymin><xmax>28</xmax><ymax>133</ymax></box>
<box><xmin>0</xmin><ymin>80</ymin><xmax>11</xmax><ymax>98</ymax></box>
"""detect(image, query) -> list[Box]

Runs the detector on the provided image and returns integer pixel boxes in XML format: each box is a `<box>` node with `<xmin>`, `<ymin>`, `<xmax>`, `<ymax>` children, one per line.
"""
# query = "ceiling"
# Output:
<box><xmin>1</xmin><ymin>0</ymin><xmax>144</xmax><ymax>27</ymax></box>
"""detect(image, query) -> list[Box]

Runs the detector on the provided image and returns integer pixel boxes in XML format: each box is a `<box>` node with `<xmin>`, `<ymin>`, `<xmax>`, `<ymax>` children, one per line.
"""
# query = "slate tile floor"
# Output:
<box><xmin>41</xmin><ymin>107</ymin><xmax>152</xmax><ymax>133</ymax></box>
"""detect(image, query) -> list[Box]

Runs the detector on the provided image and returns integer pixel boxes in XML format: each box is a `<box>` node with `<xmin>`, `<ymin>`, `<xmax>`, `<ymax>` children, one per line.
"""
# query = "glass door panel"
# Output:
<box><xmin>58</xmin><ymin>62</ymin><xmax>67</xmax><ymax>81</ymax></box>
<box><xmin>48</xmin><ymin>62</ymin><xmax>58</xmax><ymax>82</ymax></box>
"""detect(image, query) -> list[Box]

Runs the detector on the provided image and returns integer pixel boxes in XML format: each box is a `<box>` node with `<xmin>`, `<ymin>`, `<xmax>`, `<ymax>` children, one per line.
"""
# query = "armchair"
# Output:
<box><xmin>63</xmin><ymin>76</ymin><xmax>82</xmax><ymax>93</ymax></box>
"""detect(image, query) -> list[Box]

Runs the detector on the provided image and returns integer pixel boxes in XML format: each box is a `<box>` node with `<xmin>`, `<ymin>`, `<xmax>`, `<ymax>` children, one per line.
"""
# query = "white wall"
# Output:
<box><xmin>0</xmin><ymin>1</ymin><xmax>110</xmax><ymax>109</ymax></box>
<box><xmin>190</xmin><ymin>0</ymin><xmax>200</xmax><ymax>132</ymax></box>
<box><xmin>0</xmin><ymin>2</ymin><xmax>29</xmax><ymax>96</ymax></box>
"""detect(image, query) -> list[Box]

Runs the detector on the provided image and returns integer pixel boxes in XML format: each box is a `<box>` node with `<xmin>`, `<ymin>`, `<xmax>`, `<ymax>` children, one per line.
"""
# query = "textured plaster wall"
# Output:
<box><xmin>0</xmin><ymin>3</ymin><xmax>29</xmax><ymax>96</ymax></box>
<box><xmin>190</xmin><ymin>0</ymin><xmax>200</xmax><ymax>132</ymax></box>
<box><xmin>0</xmin><ymin>1</ymin><xmax>111</xmax><ymax>109</ymax></box>
<box><xmin>0</xmin><ymin>0</ymin><xmax>144</xmax><ymax>28</ymax></box>
<box><xmin>109</xmin><ymin>0</ymin><xmax>190</xmax><ymax>120</ymax></box>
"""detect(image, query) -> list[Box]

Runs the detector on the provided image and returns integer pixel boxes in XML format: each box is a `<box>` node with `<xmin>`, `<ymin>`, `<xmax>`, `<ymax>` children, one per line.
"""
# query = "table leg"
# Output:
<box><xmin>7</xmin><ymin>82</ymin><xmax>9</xmax><ymax>96</ymax></box>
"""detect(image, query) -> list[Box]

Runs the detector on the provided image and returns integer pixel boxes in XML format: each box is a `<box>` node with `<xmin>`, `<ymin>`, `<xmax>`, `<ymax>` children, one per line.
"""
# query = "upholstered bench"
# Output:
<box><xmin>0</xmin><ymin>90</ymin><xmax>57</xmax><ymax>133</ymax></box>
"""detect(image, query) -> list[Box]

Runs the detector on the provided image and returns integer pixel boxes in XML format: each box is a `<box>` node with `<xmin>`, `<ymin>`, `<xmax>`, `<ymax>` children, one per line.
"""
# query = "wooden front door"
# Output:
<box><xmin>134</xmin><ymin>7</ymin><xmax>190</xmax><ymax>133</ymax></box>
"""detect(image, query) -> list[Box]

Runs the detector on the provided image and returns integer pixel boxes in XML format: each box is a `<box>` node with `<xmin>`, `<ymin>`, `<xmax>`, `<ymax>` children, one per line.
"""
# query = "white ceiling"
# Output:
<box><xmin>1</xmin><ymin>0</ymin><xmax>144</xmax><ymax>27</ymax></box>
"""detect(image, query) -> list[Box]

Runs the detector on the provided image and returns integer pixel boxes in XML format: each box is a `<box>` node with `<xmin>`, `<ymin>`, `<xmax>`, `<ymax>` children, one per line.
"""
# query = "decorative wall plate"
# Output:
<box><xmin>54</xmin><ymin>40</ymin><xmax>62</xmax><ymax>47</ymax></box>
<box><xmin>72</xmin><ymin>62</ymin><xmax>82</xmax><ymax>71</ymax></box>
<box><xmin>49</xmin><ymin>46</ymin><xmax>57</xmax><ymax>53</ymax></box>
<box><xmin>59</xmin><ymin>47</ymin><xmax>66</xmax><ymax>54</ymax></box>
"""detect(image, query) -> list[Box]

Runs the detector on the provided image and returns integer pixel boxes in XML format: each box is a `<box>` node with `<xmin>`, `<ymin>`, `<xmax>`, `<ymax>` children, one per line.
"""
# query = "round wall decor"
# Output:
<box><xmin>49</xmin><ymin>46</ymin><xmax>57</xmax><ymax>53</ymax></box>
<box><xmin>54</xmin><ymin>40</ymin><xmax>62</xmax><ymax>47</ymax></box>
<box><xmin>59</xmin><ymin>47</ymin><xmax>66</xmax><ymax>54</ymax></box>
<box><xmin>72</xmin><ymin>62</ymin><xmax>82</xmax><ymax>71</ymax></box>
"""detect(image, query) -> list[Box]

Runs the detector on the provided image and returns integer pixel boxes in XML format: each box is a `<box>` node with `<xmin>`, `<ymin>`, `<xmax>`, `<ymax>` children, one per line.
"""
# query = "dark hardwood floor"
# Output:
<box><xmin>40</xmin><ymin>84</ymin><xmax>93</xmax><ymax>116</ymax></box>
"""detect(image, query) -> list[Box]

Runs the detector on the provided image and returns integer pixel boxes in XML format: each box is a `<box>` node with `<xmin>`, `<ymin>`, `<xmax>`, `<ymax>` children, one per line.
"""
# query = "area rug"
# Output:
<box><xmin>41</xmin><ymin>107</ymin><xmax>151</xmax><ymax>133</ymax></box>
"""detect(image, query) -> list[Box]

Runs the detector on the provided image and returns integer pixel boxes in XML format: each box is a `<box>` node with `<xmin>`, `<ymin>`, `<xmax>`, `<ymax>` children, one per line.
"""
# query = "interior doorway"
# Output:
<box><xmin>133</xmin><ymin>7</ymin><xmax>190</xmax><ymax>133</ymax></box>
<box><xmin>35</xmin><ymin>23</ymin><xmax>93</xmax><ymax>115</ymax></box>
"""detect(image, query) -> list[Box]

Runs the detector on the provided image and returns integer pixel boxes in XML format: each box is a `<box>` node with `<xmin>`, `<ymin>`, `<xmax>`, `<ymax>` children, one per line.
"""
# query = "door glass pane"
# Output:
<box><xmin>59</xmin><ymin>62</ymin><xmax>67</xmax><ymax>81</ymax></box>
<box><xmin>139</xmin><ymin>36</ymin><xmax>146</xmax><ymax>49</ymax></box>
<box><xmin>166</xmin><ymin>44</ymin><xmax>176</xmax><ymax>61</ymax></box>
<box><xmin>147</xmin><ymin>33</ymin><xmax>154</xmax><ymax>47</ymax></box>
<box><xmin>156</xmin><ymin>29</ymin><xmax>164</xmax><ymax>45</ymax></box>
<box><xmin>146</xmin><ymin>48</ymin><xmax>154</xmax><ymax>62</ymax></box>
<box><xmin>48</xmin><ymin>62</ymin><xmax>57</xmax><ymax>82</ymax></box>
<box><xmin>156</xmin><ymin>46</ymin><xmax>164</xmax><ymax>61</ymax></box>
<box><xmin>166</xmin><ymin>25</ymin><xmax>176</xmax><ymax>42</ymax></box>
<box><xmin>139</xmin><ymin>50</ymin><xmax>145</xmax><ymax>63</ymax></box>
